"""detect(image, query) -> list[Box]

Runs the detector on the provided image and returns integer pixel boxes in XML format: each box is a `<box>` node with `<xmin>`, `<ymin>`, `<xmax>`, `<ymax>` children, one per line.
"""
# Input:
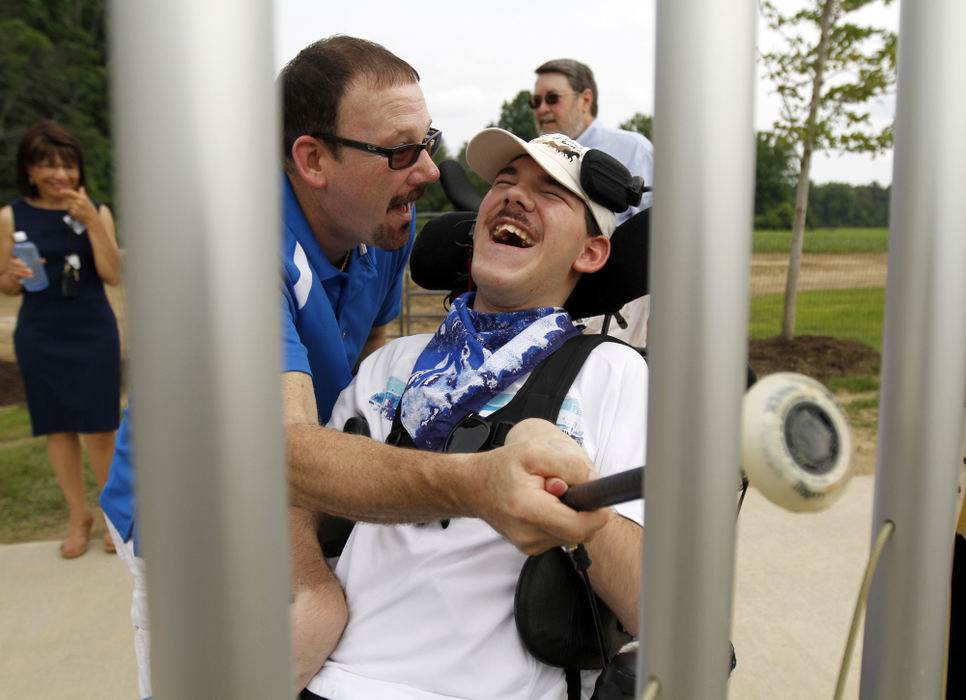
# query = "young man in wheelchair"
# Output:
<box><xmin>299</xmin><ymin>128</ymin><xmax>648</xmax><ymax>700</ymax></box>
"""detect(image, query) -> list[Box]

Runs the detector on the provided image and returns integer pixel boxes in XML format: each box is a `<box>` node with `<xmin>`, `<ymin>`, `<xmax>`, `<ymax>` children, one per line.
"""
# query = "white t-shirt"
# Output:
<box><xmin>307</xmin><ymin>334</ymin><xmax>648</xmax><ymax>700</ymax></box>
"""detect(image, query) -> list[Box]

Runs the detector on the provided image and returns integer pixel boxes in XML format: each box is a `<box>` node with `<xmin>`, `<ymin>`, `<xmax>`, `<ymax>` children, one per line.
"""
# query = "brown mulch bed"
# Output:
<box><xmin>748</xmin><ymin>334</ymin><xmax>881</xmax><ymax>380</ymax></box>
<box><xmin>0</xmin><ymin>361</ymin><xmax>25</xmax><ymax>406</ymax></box>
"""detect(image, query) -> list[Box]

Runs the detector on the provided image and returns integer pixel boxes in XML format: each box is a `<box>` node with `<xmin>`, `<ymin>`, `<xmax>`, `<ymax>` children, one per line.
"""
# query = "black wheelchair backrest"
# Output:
<box><xmin>411</xmin><ymin>209</ymin><xmax>650</xmax><ymax>320</ymax></box>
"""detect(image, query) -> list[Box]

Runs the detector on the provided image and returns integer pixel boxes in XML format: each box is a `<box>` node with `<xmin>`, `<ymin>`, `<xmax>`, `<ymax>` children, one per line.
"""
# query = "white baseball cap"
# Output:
<box><xmin>465</xmin><ymin>128</ymin><xmax>617</xmax><ymax>239</ymax></box>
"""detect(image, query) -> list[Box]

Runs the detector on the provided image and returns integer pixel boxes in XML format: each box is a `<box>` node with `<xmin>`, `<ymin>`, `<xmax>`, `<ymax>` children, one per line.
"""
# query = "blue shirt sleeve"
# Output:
<box><xmin>100</xmin><ymin>405</ymin><xmax>140</xmax><ymax>553</ymax></box>
<box><xmin>281</xmin><ymin>281</ymin><xmax>312</xmax><ymax>376</ymax></box>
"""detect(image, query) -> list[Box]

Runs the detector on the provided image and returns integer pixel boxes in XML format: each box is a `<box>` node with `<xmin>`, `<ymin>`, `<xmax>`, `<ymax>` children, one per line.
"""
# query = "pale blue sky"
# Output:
<box><xmin>274</xmin><ymin>0</ymin><xmax>899</xmax><ymax>186</ymax></box>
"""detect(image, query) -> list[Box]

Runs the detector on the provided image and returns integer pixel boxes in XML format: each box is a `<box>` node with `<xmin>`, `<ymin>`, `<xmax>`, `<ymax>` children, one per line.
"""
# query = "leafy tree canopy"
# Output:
<box><xmin>755</xmin><ymin>130</ymin><xmax>798</xmax><ymax>222</ymax></box>
<box><xmin>759</xmin><ymin>0</ymin><xmax>897</xmax><ymax>158</ymax></box>
<box><xmin>0</xmin><ymin>0</ymin><xmax>111</xmax><ymax>206</ymax></box>
<box><xmin>490</xmin><ymin>90</ymin><xmax>538</xmax><ymax>141</ymax></box>
<box><xmin>416</xmin><ymin>139</ymin><xmax>456</xmax><ymax>215</ymax></box>
<box><xmin>619</xmin><ymin>113</ymin><xmax>653</xmax><ymax>140</ymax></box>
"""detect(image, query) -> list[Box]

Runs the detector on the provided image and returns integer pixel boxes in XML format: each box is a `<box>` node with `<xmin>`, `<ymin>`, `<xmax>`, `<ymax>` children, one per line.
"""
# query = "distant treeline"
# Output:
<box><xmin>755</xmin><ymin>181</ymin><xmax>890</xmax><ymax>230</ymax></box>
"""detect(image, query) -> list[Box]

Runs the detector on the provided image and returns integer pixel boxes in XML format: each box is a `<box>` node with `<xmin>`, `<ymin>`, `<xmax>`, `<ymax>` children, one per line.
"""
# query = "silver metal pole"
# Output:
<box><xmin>860</xmin><ymin>1</ymin><xmax>966</xmax><ymax>697</ymax></box>
<box><xmin>639</xmin><ymin>1</ymin><xmax>757</xmax><ymax>697</ymax></box>
<box><xmin>110</xmin><ymin>1</ymin><xmax>290</xmax><ymax>697</ymax></box>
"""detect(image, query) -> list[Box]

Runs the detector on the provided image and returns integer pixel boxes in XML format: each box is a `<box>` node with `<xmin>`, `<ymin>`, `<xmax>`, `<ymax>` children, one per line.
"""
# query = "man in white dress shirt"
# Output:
<box><xmin>532</xmin><ymin>58</ymin><xmax>654</xmax><ymax>347</ymax></box>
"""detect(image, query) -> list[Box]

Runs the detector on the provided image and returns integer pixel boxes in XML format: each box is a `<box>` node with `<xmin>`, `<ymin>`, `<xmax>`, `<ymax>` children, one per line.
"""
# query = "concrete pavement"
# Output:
<box><xmin>0</xmin><ymin>476</ymin><xmax>881</xmax><ymax>700</ymax></box>
<box><xmin>0</xmin><ymin>536</ymin><xmax>137</xmax><ymax>699</ymax></box>
<box><xmin>730</xmin><ymin>476</ymin><xmax>875</xmax><ymax>699</ymax></box>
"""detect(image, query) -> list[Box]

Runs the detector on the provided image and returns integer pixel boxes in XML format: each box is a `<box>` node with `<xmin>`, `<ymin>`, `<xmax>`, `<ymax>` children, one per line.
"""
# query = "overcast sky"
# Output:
<box><xmin>273</xmin><ymin>0</ymin><xmax>899</xmax><ymax>186</ymax></box>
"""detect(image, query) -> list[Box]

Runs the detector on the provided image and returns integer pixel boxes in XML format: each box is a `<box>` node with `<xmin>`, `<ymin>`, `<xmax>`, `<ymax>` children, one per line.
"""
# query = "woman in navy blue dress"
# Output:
<box><xmin>0</xmin><ymin>122</ymin><xmax>122</xmax><ymax>558</ymax></box>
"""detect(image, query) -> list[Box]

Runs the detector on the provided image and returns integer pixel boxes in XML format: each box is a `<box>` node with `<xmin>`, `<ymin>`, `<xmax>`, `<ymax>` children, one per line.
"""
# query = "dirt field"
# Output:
<box><xmin>750</xmin><ymin>252</ymin><xmax>887</xmax><ymax>296</ymax></box>
<box><xmin>0</xmin><ymin>253</ymin><xmax>887</xmax><ymax>474</ymax></box>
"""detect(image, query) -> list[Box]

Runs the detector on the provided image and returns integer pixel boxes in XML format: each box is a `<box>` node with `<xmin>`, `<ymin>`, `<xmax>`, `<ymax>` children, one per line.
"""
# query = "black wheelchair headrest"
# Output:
<box><xmin>410</xmin><ymin>209</ymin><xmax>649</xmax><ymax>319</ymax></box>
<box><xmin>437</xmin><ymin>159</ymin><xmax>484</xmax><ymax>212</ymax></box>
<box><xmin>580</xmin><ymin>149</ymin><xmax>647</xmax><ymax>214</ymax></box>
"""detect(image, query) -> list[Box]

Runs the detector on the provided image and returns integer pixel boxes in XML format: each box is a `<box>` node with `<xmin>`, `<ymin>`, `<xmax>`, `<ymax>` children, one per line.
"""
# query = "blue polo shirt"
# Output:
<box><xmin>100</xmin><ymin>404</ymin><xmax>137</xmax><ymax>549</ymax></box>
<box><xmin>280</xmin><ymin>175</ymin><xmax>414</xmax><ymax>424</ymax></box>
<box><xmin>102</xmin><ymin>175</ymin><xmax>415</xmax><ymax>553</ymax></box>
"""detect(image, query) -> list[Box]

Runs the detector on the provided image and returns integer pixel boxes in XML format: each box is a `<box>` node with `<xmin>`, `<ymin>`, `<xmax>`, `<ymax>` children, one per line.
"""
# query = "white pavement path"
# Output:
<box><xmin>0</xmin><ymin>476</ymin><xmax>880</xmax><ymax>700</ymax></box>
<box><xmin>0</xmin><ymin>538</ymin><xmax>137</xmax><ymax>699</ymax></box>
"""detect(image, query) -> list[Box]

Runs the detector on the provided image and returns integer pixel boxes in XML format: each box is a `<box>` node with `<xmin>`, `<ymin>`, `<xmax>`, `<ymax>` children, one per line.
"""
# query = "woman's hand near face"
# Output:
<box><xmin>65</xmin><ymin>186</ymin><xmax>99</xmax><ymax>228</ymax></box>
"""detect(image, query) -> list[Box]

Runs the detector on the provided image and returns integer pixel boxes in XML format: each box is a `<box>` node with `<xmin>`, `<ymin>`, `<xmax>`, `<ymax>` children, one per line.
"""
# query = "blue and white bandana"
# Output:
<box><xmin>399</xmin><ymin>293</ymin><xmax>580</xmax><ymax>450</ymax></box>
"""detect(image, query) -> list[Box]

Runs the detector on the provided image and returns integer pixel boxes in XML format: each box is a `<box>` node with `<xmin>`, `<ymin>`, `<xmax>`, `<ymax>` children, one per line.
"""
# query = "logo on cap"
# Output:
<box><xmin>532</xmin><ymin>134</ymin><xmax>583</xmax><ymax>162</ymax></box>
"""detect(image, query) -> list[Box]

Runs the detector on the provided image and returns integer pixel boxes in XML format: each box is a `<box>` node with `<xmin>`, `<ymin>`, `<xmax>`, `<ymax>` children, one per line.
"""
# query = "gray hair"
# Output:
<box><xmin>535</xmin><ymin>59</ymin><xmax>598</xmax><ymax>117</ymax></box>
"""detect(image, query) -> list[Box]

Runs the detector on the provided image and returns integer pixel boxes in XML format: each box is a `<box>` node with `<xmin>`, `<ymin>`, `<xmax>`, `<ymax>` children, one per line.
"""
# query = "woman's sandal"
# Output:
<box><xmin>60</xmin><ymin>514</ymin><xmax>93</xmax><ymax>559</ymax></box>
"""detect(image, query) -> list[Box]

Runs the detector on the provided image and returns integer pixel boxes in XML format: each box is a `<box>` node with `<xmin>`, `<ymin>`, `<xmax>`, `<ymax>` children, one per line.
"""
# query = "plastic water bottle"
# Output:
<box><xmin>12</xmin><ymin>231</ymin><xmax>49</xmax><ymax>292</ymax></box>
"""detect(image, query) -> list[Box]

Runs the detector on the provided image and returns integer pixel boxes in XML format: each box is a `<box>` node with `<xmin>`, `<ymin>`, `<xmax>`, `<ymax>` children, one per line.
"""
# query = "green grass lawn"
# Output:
<box><xmin>753</xmin><ymin>228</ymin><xmax>888</xmax><ymax>254</ymax></box>
<box><xmin>0</xmin><ymin>405</ymin><xmax>100</xmax><ymax>543</ymax></box>
<box><xmin>749</xmin><ymin>285</ymin><xmax>885</xmax><ymax>445</ymax></box>
<box><xmin>750</xmin><ymin>287</ymin><xmax>885</xmax><ymax>351</ymax></box>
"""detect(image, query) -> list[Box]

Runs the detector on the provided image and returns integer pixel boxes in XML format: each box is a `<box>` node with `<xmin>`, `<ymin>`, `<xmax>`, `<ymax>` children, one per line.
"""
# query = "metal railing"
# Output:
<box><xmin>395</xmin><ymin>270</ymin><xmax>448</xmax><ymax>339</ymax></box>
<box><xmin>392</xmin><ymin>210</ymin><xmax>453</xmax><ymax>339</ymax></box>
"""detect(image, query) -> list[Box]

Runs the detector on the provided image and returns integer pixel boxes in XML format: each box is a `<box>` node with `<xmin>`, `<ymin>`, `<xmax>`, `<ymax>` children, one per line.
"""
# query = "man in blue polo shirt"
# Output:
<box><xmin>103</xmin><ymin>36</ymin><xmax>611</xmax><ymax>699</ymax></box>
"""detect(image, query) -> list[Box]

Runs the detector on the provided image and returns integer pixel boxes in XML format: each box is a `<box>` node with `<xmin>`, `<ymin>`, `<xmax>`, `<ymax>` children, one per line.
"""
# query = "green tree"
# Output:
<box><xmin>0</xmin><ymin>0</ymin><xmax>112</xmax><ymax>206</ymax></box>
<box><xmin>455</xmin><ymin>142</ymin><xmax>490</xmax><ymax>204</ymax></box>
<box><xmin>490</xmin><ymin>90</ymin><xmax>538</xmax><ymax>141</ymax></box>
<box><xmin>759</xmin><ymin>0</ymin><xmax>896</xmax><ymax>339</ymax></box>
<box><xmin>619</xmin><ymin>113</ymin><xmax>653</xmax><ymax>140</ymax></box>
<box><xmin>417</xmin><ymin>140</ymin><xmax>456</xmax><ymax>215</ymax></box>
<box><xmin>754</xmin><ymin>131</ymin><xmax>797</xmax><ymax>228</ymax></box>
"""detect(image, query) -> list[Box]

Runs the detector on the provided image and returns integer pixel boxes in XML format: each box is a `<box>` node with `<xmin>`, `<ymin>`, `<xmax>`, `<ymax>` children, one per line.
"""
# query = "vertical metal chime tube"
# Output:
<box><xmin>638</xmin><ymin>1</ymin><xmax>757</xmax><ymax>697</ymax></box>
<box><xmin>110</xmin><ymin>1</ymin><xmax>290</xmax><ymax>696</ymax></box>
<box><xmin>860</xmin><ymin>1</ymin><xmax>966</xmax><ymax>697</ymax></box>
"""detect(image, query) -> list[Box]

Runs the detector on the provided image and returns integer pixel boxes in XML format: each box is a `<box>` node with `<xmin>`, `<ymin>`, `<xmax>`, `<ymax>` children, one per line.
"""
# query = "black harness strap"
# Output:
<box><xmin>386</xmin><ymin>333</ymin><xmax>621</xmax><ymax>453</ymax></box>
<box><xmin>382</xmin><ymin>333</ymin><xmax>630</xmax><ymax>700</ymax></box>
<box><xmin>482</xmin><ymin>333</ymin><xmax>615</xmax><ymax>447</ymax></box>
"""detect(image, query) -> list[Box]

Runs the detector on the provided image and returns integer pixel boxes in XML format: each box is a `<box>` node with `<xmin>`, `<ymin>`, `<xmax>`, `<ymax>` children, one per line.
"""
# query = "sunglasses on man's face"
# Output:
<box><xmin>314</xmin><ymin>128</ymin><xmax>442</xmax><ymax>170</ymax></box>
<box><xmin>527</xmin><ymin>92</ymin><xmax>579</xmax><ymax>110</ymax></box>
